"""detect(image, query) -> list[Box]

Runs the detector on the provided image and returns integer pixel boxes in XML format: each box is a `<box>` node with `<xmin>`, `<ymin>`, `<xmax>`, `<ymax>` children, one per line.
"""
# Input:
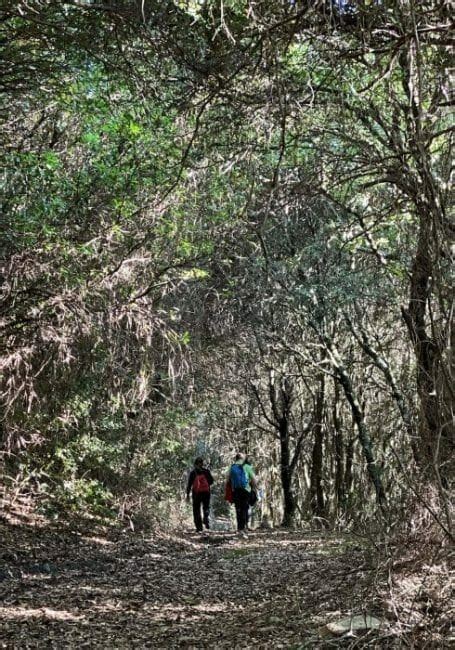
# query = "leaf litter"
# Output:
<box><xmin>0</xmin><ymin>521</ymin><xmax>396</xmax><ymax>648</ymax></box>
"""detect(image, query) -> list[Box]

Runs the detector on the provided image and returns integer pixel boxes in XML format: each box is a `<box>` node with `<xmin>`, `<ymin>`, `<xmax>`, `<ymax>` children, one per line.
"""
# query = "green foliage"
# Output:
<box><xmin>39</xmin><ymin>478</ymin><xmax>114</xmax><ymax>518</ymax></box>
<box><xmin>1</xmin><ymin>0</ymin><xmax>451</xmax><ymax>530</ymax></box>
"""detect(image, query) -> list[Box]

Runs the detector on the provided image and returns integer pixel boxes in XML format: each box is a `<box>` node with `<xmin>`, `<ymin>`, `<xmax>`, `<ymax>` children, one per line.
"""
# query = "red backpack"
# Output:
<box><xmin>193</xmin><ymin>471</ymin><xmax>210</xmax><ymax>494</ymax></box>
<box><xmin>224</xmin><ymin>479</ymin><xmax>233</xmax><ymax>503</ymax></box>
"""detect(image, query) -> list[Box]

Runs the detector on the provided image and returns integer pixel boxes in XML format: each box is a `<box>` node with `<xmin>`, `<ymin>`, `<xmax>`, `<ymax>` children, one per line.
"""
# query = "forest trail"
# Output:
<box><xmin>0</xmin><ymin>519</ymin><xmax>389</xmax><ymax>649</ymax></box>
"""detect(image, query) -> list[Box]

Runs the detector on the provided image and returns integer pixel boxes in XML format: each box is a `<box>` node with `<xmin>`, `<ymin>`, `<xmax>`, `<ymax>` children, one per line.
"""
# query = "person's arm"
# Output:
<box><xmin>186</xmin><ymin>470</ymin><xmax>195</xmax><ymax>498</ymax></box>
<box><xmin>206</xmin><ymin>469</ymin><xmax>214</xmax><ymax>486</ymax></box>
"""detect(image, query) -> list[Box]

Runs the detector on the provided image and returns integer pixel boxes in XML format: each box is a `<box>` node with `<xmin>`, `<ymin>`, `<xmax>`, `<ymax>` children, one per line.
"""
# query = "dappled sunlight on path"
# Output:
<box><xmin>0</xmin><ymin>522</ymin><xmax>388</xmax><ymax>648</ymax></box>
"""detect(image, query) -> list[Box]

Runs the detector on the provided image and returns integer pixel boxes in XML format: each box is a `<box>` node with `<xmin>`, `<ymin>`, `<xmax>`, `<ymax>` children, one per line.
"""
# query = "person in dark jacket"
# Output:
<box><xmin>186</xmin><ymin>457</ymin><xmax>214</xmax><ymax>532</ymax></box>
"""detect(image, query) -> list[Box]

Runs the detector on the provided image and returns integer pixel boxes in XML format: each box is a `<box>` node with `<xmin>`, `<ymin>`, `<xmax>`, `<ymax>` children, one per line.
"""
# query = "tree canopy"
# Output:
<box><xmin>1</xmin><ymin>0</ymin><xmax>453</xmax><ymax>538</ymax></box>
<box><xmin>1</xmin><ymin>1</ymin><xmax>453</xmax><ymax>645</ymax></box>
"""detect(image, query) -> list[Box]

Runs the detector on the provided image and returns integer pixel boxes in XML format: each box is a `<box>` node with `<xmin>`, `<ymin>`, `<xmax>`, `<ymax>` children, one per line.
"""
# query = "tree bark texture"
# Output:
<box><xmin>279</xmin><ymin>416</ymin><xmax>297</xmax><ymax>527</ymax></box>
<box><xmin>333</xmin><ymin>379</ymin><xmax>345</xmax><ymax>514</ymax></box>
<box><xmin>317</xmin><ymin>329</ymin><xmax>387</xmax><ymax>506</ymax></box>
<box><xmin>310</xmin><ymin>374</ymin><xmax>325</xmax><ymax>520</ymax></box>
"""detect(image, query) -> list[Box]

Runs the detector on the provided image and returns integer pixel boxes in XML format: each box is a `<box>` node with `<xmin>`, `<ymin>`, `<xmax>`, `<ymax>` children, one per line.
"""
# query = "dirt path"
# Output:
<box><xmin>0</xmin><ymin>522</ymin><xmax>388</xmax><ymax>648</ymax></box>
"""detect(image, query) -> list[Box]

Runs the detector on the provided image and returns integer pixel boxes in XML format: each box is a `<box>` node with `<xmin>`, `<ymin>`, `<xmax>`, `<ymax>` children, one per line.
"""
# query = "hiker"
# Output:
<box><xmin>186</xmin><ymin>457</ymin><xmax>214</xmax><ymax>533</ymax></box>
<box><xmin>243</xmin><ymin>455</ymin><xmax>258</xmax><ymax>528</ymax></box>
<box><xmin>229</xmin><ymin>452</ymin><xmax>257</xmax><ymax>537</ymax></box>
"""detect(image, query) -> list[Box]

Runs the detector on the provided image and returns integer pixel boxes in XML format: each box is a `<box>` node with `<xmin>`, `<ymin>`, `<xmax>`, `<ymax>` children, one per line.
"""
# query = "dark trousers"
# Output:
<box><xmin>192</xmin><ymin>492</ymin><xmax>210</xmax><ymax>531</ymax></box>
<box><xmin>233</xmin><ymin>488</ymin><xmax>250</xmax><ymax>531</ymax></box>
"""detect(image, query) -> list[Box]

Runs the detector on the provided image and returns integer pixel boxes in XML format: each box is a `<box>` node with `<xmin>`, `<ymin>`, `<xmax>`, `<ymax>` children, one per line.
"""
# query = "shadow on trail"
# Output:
<box><xmin>0</xmin><ymin>521</ymin><xmax>384</xmax><ymax>648</ymax></box>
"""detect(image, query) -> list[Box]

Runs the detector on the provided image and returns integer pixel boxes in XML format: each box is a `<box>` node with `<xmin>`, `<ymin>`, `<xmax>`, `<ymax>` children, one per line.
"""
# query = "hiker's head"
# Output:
<box><xmin>235</xmin><ymin>452</ymin><xmax>245</xmax><ymax>463</ymax></box>
<box><xmin>244</xmin><ymin>455</ymin><xmax>252</xmax><ymax>465</ymax></box>
<box><xmin>194</xmin><ymin>457</ymin><xmax>204</xmax><ymax>468</ymax></box>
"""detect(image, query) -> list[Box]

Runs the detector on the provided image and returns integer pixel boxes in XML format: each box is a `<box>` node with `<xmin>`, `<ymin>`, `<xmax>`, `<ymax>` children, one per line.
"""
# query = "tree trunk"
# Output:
<box><xmin>280</xmin><ymin>418</ymin><xmax>296</xmax><ymax>527</ymax></box>
<box><xmin>317</xmin><ymin>329</ymin><xmax>387</xmax><ymax>506</ymax></box>
<box><xmin>337</xmin><ymin>367</ymin><xmax>387</xmax><ymax>506</ymax></box>
<box><xmin>402</xmin><ymin>215</ymin><xmax>445</xmax><ymax>479</ymax></box>
<box><xmin>397</xmin><ymin>40</ymin><xmax>453</xmax><ymax>484</ymax></box>
<box><xmin>344</xmin><ymin>436</ymin><xmax>354</xmax><ymax>503</ymax></box>
<box><xmin>310</xmin><ymin>374</ymin><xmax>325</xmax><ymax>521</ymax></box>
<box><xmin>333</xmin><ymin>379</ymin><xmax>345</xmax><ymax>515</ymax></box>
